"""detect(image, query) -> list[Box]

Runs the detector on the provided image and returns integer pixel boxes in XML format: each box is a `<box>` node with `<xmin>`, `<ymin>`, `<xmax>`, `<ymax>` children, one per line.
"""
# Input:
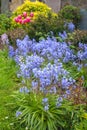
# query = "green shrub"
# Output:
<box><xmin>58</xmin><ymin>5</ymin><xmax>81</xmax><ymax>26</ymax></box>
<box><xmin>26</xmin><ymin>12</ymin><xmax>64</xmax><ymax>40</ymax></box>
<box><xmin>67</xmin><ymin>30</ymin><xmax>87</xmax><ymax>46</ymax></box>
<box><xmin>0</xmin><ymin>14</ymin><xmax>11</xmax><ymax>35</ymax></box>
<box><xmin>7</xmin><ymin>28</ymin><xmax>27</xmax><ymax>44</ymax></box>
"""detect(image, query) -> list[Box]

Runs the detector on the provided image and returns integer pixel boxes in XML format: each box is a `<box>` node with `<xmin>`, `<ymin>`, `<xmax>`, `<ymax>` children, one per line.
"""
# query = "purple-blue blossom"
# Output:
<box><xmin>16</xmin><ymin>111</ymin><xmax>22</xmax><ymax>117</ymax></box>
<box><xmin>19</xmin><ymin>86</ymin><xmax>29</xmax><ymax>93</ymax></box>
<box><xmin>68</xmin><ymin>22</ymin><xmax>75</xmax><ymax>32</ymax></box>
<box><xmin>8</xmin><ymin>46</ymin><xmax>15</xmax><ymax>57</ymax></box>
<box><xmin>59</xmin><ymin>31</ymin><xmax>67</xmax><ymax>40</ymax></box>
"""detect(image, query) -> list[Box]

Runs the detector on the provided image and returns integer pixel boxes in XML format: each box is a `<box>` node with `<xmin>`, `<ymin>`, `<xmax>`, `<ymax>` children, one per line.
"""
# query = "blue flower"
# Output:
<box><xmin>42</xmin><ymin>98</ymin><xmax>48</xmax><ymax>103</ymax></box>
<box><xmin>44</xmin><ymin>104</ymin><xmax>49</xmax><ymax>111</ymax></box>
<box><xmin>8</xmin><ymin>46</ymin><xmax>15</xmax><ymax>57</ymax></box>
<box><xmin>16</xmin><ymin>111</ymin><xmax>22</xmax><ymax>117</ymax></box>
<box><xmin>32</xmin><ymin>81</ymin><xmax>38</xmax><ymax>89</ymax></box>
<box><xmin>66</xmin><ymin>90</ymin><xmax>71</xmax><ymax>95</ymax></box>
<box><xmin>67</xmin><ymin>22</ymin><xmax>75</xmax><ymax>32</ymax></box>
<box><xmin>59</xmin><ymin>31</ymin><xmax>67</xmax><ymax>40</ymax></box>
<box><xmin>19</xmin><ymin>86</ymin><xmax>29</xmax><ymax>93</ymax></box>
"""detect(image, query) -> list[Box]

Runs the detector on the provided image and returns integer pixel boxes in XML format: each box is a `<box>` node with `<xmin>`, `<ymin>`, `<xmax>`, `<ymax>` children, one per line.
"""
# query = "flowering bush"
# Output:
<box><xmin>11</xmin><ymin>0</ymin><xmax>53</xmax><ymax>27</ymax></box>
<box><xmin>7</xmin><ymin>32</ymin><xmax>86</xmax><ymax>129</ymax></box>
<box><xmin>1</xmin><ymin>20</ymin><xmax>87</xmax><ymax>129</ymax></box>
<box><xmin>10</xmin><ymin>0</ymin><xmax>58</xmax><ymax>37</ymax></box>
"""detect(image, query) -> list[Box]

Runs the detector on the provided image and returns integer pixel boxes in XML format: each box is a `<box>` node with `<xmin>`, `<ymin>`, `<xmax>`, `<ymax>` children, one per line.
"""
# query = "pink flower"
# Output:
<box><xmin>25</xmin><ymin>17</ymin><xmax>31</xmax><ymax>23</ymax></box>
<box><xmin>30</xmin><ymin>12</ymin><xmax>34</xmax><ymax>17</ymax></box>
<box><xmin>19</xmin><ymin>19</ymin><xmax>22</xmax><ymax>24</ymax></box>
<box><xmin>17</xmin><ymin>15</ymin><xmax>22</xmax><ymax>19</ymax></box>
<box><xmin>14</xmin><ymin>12</ymin><xmax>34</xmax><ymax>24</ymax></box>
<box><xmin>23</xmin><ymin>12</ymin><xmax>27</xmax><ymax>18</ymax></box>
<box><xmin>14</xmin><ymin>17</ymin><xmax>19</xmax><ymax>22</ymax></box>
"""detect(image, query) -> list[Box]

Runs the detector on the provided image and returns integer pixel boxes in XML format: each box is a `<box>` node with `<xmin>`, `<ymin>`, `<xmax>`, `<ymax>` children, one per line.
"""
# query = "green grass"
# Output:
<box><xmin>0</xmin><ymin>49</ymin><xmax>20</xmax><ymax>130</ymax></box>
<box><xmin>0</xmin><ymin>49</ymin><xmax>19</xmax><ymax>89</ymax></box>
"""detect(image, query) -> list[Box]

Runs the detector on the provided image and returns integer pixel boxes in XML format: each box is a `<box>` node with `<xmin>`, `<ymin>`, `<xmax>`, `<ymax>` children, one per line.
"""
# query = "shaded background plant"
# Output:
<box><xmin>58</xmin><ymin>5</ymin><xmax>81</xmax><ymax>27</ymax></box>
<box><xmin>67</xmin><ymin>30</ymin><xmax>87</xmax><ymax>46</ymax></box>
<box><xmin>0</xmin><ymin>14</ymin><xmax>11</xmax><ymax>35</ymax></box>
<box><xmin>7</xmin><ymin>28</ymin><xmax>27</xmax><ymax>45</ymax></box>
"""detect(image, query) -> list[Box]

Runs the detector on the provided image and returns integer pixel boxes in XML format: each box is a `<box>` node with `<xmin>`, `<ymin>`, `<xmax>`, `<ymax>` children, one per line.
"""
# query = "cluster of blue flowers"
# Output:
<box><xmin>42</xmin><ymin>98</ymin><xmax>49</xmax><ymax>111</ymax></box>
<box><xmin>77</xmin><ymin>43</ymin><xmax>87</xmax><ymax>61</ymax></box>
<box><xmin>72</xmin><ymin>42</ymin><xmax>87</xmax><ymax>71</ymax></box>
<box><xmin>10</xmin><ymin>35</ymin><xmax>76</xmax><ymax>92</ymax></box>
<box><xmin>64</xmin><ymin>22</ymin><xmax>75</xmax><ymax>32</ymax></box>
<box><xmin>8</xmin><ymin>31</ymin><xmax>87</xmax><ymax>112</ymax></box>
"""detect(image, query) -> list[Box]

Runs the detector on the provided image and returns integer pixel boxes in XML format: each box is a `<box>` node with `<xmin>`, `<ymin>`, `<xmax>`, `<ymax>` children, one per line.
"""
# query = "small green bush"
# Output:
<box><xmin>67</xmin><ymin>30</ymin><xmax>87</xmax><ymax>45</ymax></box>
<box><xmin>27</xmin><ymin>12</ymin><xmax>64</xmax><ymax>40</ymax></box>
<box><xmin>58</xmin><ymin>5</ymin><xmax>81</xmax><ymax>26</ymax></box>
<box><xmin>7</xmin><ymin>28</ymin><xmax>27</xmax><ymax>44</ymax></box>
<box><xmin>0</xmin><ymin>14</ymin><xmax>11</xmax><ymax>35</ymax></box>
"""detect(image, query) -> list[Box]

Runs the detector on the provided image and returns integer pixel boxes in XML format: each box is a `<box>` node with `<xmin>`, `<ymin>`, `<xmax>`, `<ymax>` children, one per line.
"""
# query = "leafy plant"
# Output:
<box><xmin>13</xmin><ymin>0</ymin><xmax>51</xmax><ymax>15</ymax></box>
<box><xmin>58</xmin><ymin>5</ymin><xmax>81</xmax><ymax>26</ymax></box>
<box><xmin>67</xmin><ymin>30</ymin><xmax>87</xmax><ymax>46</ymax></box>
<box><xmin>0</xmin><ymin>14</ymin><xmax>11</xmax><ymax>35</ymax></box>
<box><xmin>7</xmin><ymin>28</ymin><xmax>27</xmax><ymax>44</ymax></box>
<box><xmin>11</xmin><ymin>90</ymin><xmax>75</xmax><ymax>130</ymax></box>
<box><xmin>26</xmin><ymin>12</ymin><xmax>64</xmax><ymax>40</ymax></box>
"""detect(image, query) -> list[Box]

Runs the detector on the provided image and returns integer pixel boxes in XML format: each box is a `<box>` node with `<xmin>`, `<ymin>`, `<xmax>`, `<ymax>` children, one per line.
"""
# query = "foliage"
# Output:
<box><xmin>13</xmin><ymin>0</ymin><xmax>51</xmax><ymax>15</ymax></box>
<box><xmin>12</xmin><ymin>92</ymin><xmax>72</xmax><ymax>130</ymax></box>
<box><xmin>74</xmin><ymin>119</ymin><xmax>87</xmax><ymax>130</ymax></box>
<box><xmin>7</xmin><ymin>28</ymin><xmax>27</xmax><ymax>44</ymax></box>
<box><xmin>0</xmin><ymin>14</ymin><xmax>11</xmax><ymax>35</ymax></box>
<box><xmin>26</xmin><ymin>12</ymin><xmax>64</xmax><ymax>40</ymax></box>
<box><xmin>58</xmin><ymin>5</ymin><xmax>81</xmax><ymax>26</ymax></box>
<box><xmin>10</xmin><ymin>91</ymin><xmax>87</xmax><ymax>130</ymax></box>
<box><xmin>0</xmin><ymin>49</ymin><xmax>20</xmax><ymax>130</ymax></box>
<box><xmin>70</xmin><ymin>105</ymin><xmax>87</xmax><ymax>130</ymax></box>
<box><xmin>67</xmin><ymin>30</ymin><xmax>87</xmax><ymax>46</ymax></box>
<box><xmin>0</xmin><ymin>49</ymin><xmax>18</xmax><ymax>89</ymax></box>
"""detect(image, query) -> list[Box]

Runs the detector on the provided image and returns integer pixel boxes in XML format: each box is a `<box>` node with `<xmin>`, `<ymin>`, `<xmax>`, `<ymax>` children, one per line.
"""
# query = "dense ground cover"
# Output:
<box><xmin>0</xmin><ymin>1</ymin><xmax>87</xmax><ymax>130</ymax></box>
